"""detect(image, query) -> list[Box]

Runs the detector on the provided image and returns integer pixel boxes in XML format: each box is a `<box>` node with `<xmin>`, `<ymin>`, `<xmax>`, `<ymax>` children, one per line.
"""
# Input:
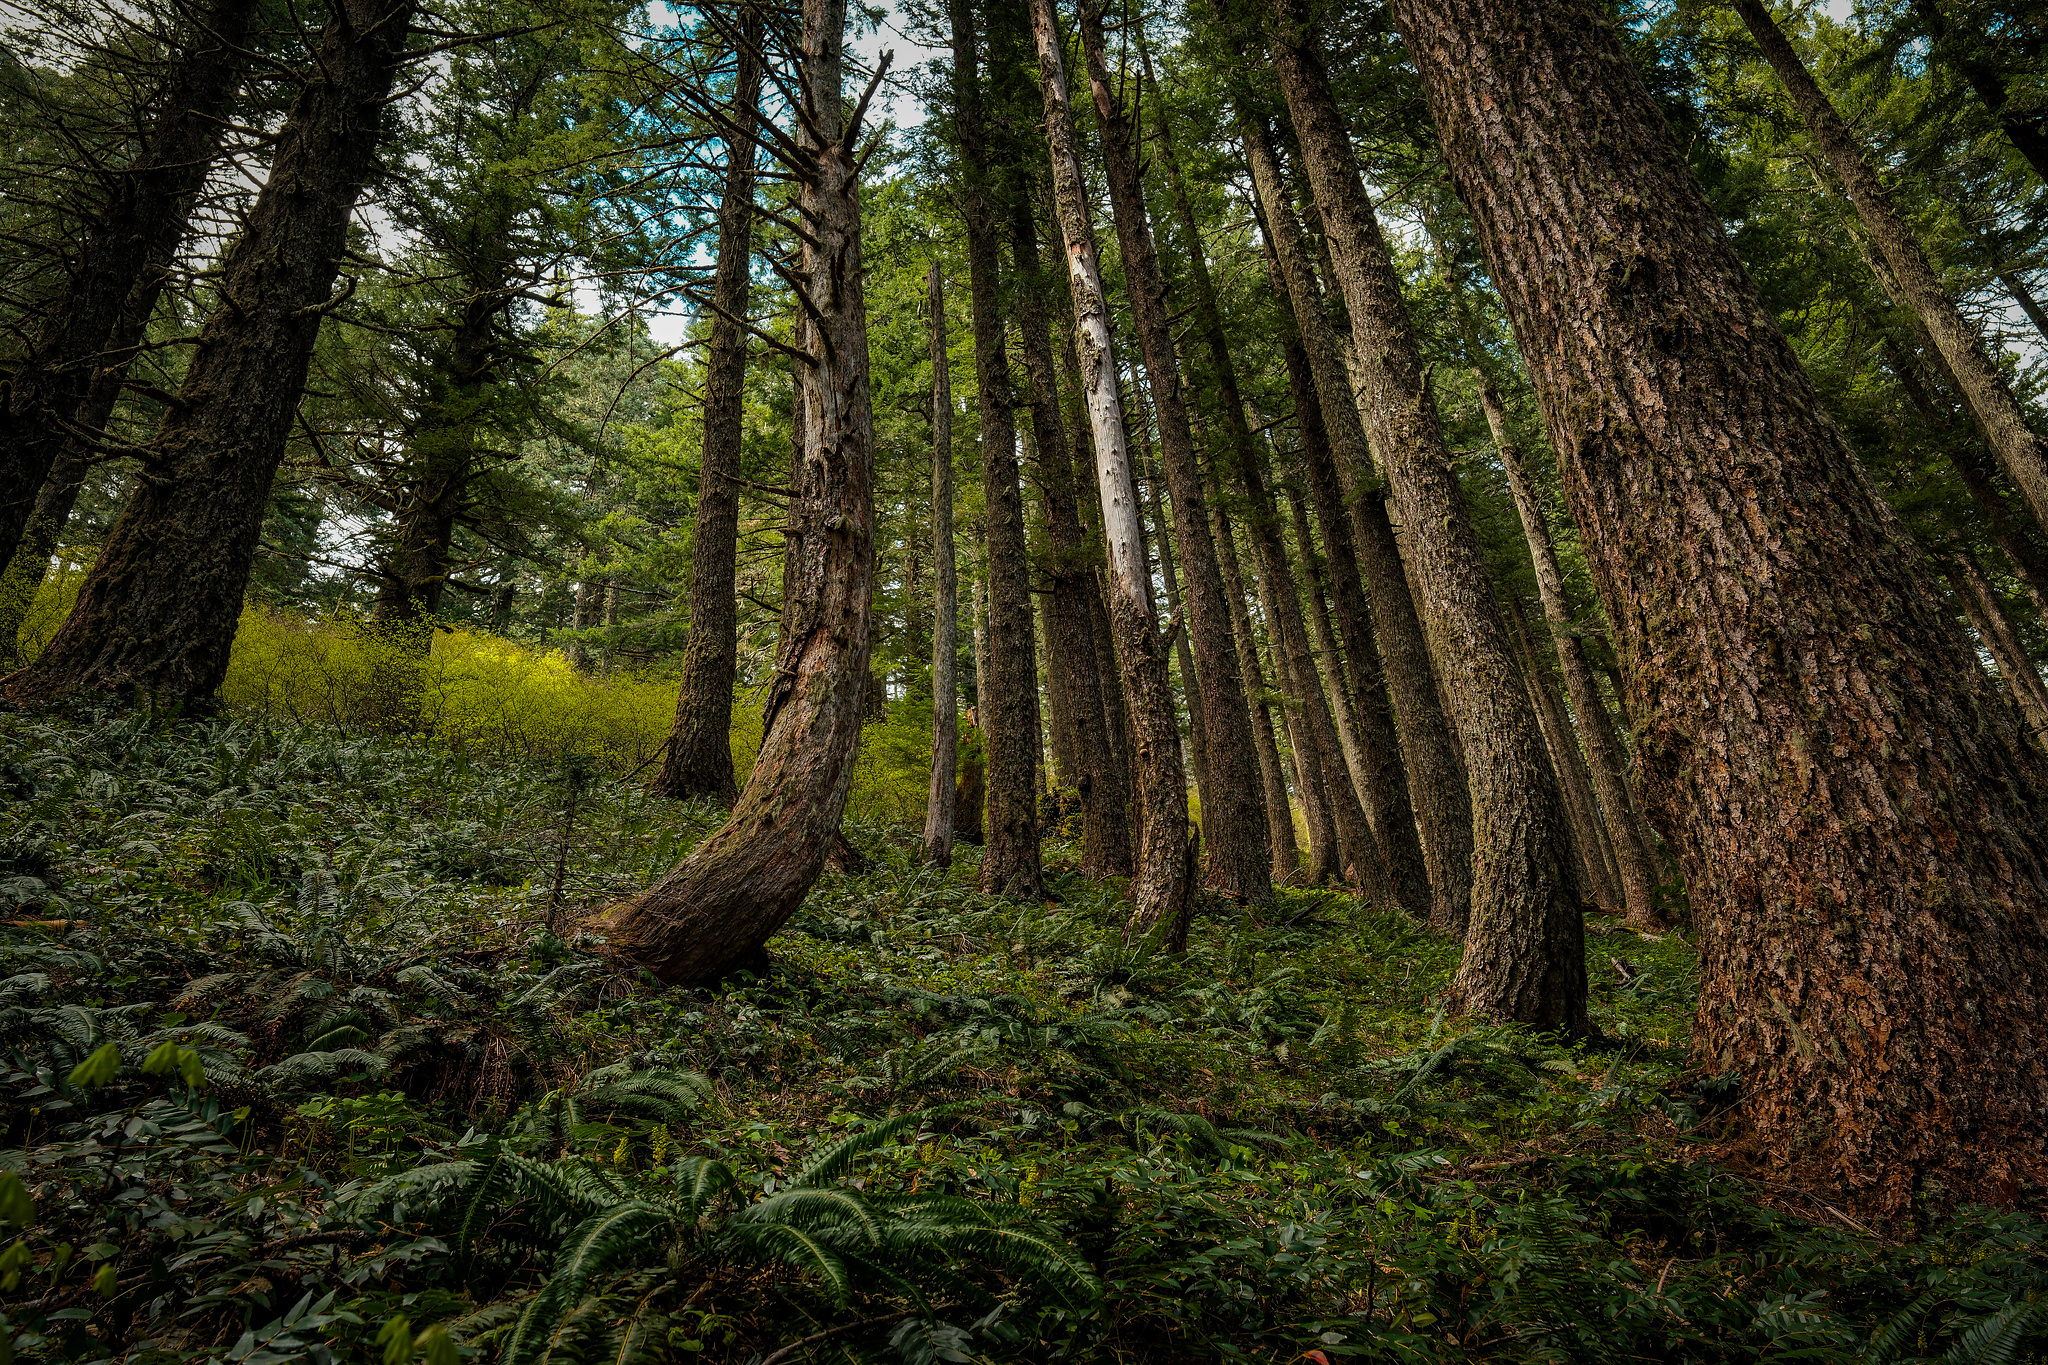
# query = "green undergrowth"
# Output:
<box><xmin>1</xmin><ymin>709</ymin><xmax>2044</xmax><ymax>1363</ymax></box>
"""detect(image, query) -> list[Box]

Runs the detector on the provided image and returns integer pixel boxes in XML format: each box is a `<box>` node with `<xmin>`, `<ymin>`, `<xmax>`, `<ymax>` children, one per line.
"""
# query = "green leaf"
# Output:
<box><xmin>413</xmin><ymin>1325</ymin><xmax>459</xmax><ymax>1365</ymax></box>
<box><xmin>378</xmin><ymin>1314</ymin><xmax>413</xmax><ymax>1365</ymax></box>
<box><xmin>66</xmin><ymin>1042</ymin><xmax>121</xmax><ymax>1090</ymax></box>
<box><xmin>93</xmin><ymin>1263</ymin><xmax>117</xmax><ymax>1297</ymax></box>
<box><xmin>0</xmin><ymin>1171</ymin><xmax>33</xmax><ymax>1228</ymax></box>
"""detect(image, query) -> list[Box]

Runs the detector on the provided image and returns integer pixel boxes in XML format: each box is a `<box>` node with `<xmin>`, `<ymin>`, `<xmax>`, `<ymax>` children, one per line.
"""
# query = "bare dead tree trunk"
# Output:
<box><xmin>1243</xmin><ymin>117</ymin><xmax>1474</xmax><ymax>934</ymax></box>
<box><xmin>7</xmin><ymin>0</ymin><xmax>418</xmax><ymax>708</ymax></box>
<box><xmin>1509</xmin><ymin>597</ymin><xmax>1621</xmax><ymax>909</ymax></box>
<box><xmin>657</xmin><ymin>3</ymin><xmax>766</xmax><ymax>804</ymax></box>
<box><xmin>1393</xmin><ymin>0</ymin><xmax>2048</xmax><ymax>1213</ymax></box>
<box><xmin>1080</xmin><ymin>2</ymin><xmax>1267</xmax><ymax>902</ymax></box>
<box><xmin>1735</xmin><ymin>0</ymin><xmax>2048</xmax><ymax>542</ymax></box>
<box><xmin>605</xmin><ymin>0</ymin><xmax>882</xmax><ymax>984</ymax></box>
<box><xmin>1030</xmin><ymin>0</ymin><xmax>1192</xmax><ymax>935</ymax></box>
<box><xmin>1270</xmin><ymin>2</ymin><xmax>1586</xmax><ymax>1029</ymax></box>
<box><xmin>924</xmin><ymin>262</ymin><xmax>959</xmax><ymax>867</ymax></box>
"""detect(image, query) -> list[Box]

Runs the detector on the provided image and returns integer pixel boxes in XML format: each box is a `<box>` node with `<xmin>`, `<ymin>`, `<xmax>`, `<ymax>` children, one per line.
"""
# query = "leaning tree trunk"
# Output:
<box><xmin>1952</xmin><ymin>551</ymin><xmax>2048</xmax><ymax>750</ymax></box>
<box><xmin>1010</xmin><ymin>195</ymin><xmax>1133</xmax><ymax>874</ymax></box>
<box><xmin>6</xmin><ymin>0</ymin><xmax>417</xmax><ymax>707</ymax></box>
<box><xmin>1243</xmin><ymin>118</ymin><xmax>1474</xmax><ymax>934</ymax></box>
<box><xmin>1914</xmin><ymin>0</ymin><xmax>2048</xmax><ymax>185</ymax></box>
<box><xmin>1735</xmin><ymin>0</ymin><xmax>2048</xmax><ymax>542</ymax></box>
<box><xmin>923</xmin><ymin>262</ymin><xmax>959</xmax><ymax>867</ymax></box>
<box><xmin>1392</xmin><ymin>0</ymin><xmax>2048</xmax><ymax>1214</ymax></box>
<box><xmin>1030</xmin><ymin>0</ymin><xmax>1191</xmax><ymax>935</ymax></box>
<box><xmin>1509</xmin><ymin>597</ymin><xmax>1622</xmax><ymax>909</ymax></box>
<box><xmin>607</xmin><ymin>0</ymin><xmax>879</xmax><ymax>984</ymax></box>
<box><xmin>656</xmin><ymin>3</ymin><xmax>765</xmax><ymax>804</ymax></box>
<box><xmin>1252</xmin><ymin>526</ymin><xmax>1339</xmax><ymax>886</ymax></box>
<box><xmin>1268</xmin><ymin>3</ymin><xmax>1586</xmax><ymax>1028</ymax></box>
<box><xmin>1214</xmin><ymin>503</ymin><xmax>1301</xmax><ymax>883</ymax></box>
<box><xmin>0</xmin><ymin>0</ymin><xmax>258</xmax><ymax>576</ymax></box>
<box><xmin>1080</xmin><ymin>5</ymin><xmax>1268</xmax><ymax>903</ymax></box>
<box><xmin>1485</xmin><ymin>376</ymin><xmax>1665</xmax><ymax>929</ymax></box>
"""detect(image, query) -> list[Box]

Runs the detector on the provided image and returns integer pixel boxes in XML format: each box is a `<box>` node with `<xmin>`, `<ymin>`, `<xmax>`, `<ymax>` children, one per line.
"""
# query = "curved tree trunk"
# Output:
<box><xmin>1735</xmin><ymin>0</ymin><xmax>2048</xmax><ymax>542</ymax></box>
<box><xmin>1243</xmin><ymin>118</ymin><xmax>1474</xmax><ymax>934</ymax></box>
<box><xmin>656</xmin><ymin>3</ymin><xmax>765</xmax><ymax>803</ymax></box>
<box><xmin>607</xmin><ymin>0</ymin><xmax>878</xmax><ymax>985</ymax></box>
<box><xmin>1266</xmin><ymin>8</ymin><xmax>1585</xmax><ymax>1027</ymax></box>
<box><xmin>7</xmin><ymin>0</ymin><xmax>417</xmax><ymax>708</ymax></box>
<box><xmin>923</xmin><ymin>262</ymin><xmax>959</xmax><ymax>867</ymax></box>
<box><xmin>0</xmin><ymin>0</ymin><xmax>257</xmax><ymax>575</ymax></box>
<box><xmin>1393</xmin><ymin>0</ymin><xmax>2048</xmax><ymax>1212</ymax></box>
<box><xmin>1080</xmin><ymin>4</ymin><xmax>1267</xmax><ymax>903</ymax></box>
<box><xmin>1029</xmin><ymin>0</ymin><xmax>1191</xmax><ymax>935</ymax></box>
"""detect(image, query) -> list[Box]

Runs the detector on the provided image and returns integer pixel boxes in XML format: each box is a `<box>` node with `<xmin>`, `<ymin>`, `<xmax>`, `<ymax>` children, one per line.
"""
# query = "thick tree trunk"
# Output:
<box><xmin>1244</xmin><ymin>120</ymin><xmax>1474</xmax><ymax>933</ymax></box>
<box><xmin>1736</xmin><ymin>0</ymin><xmax>2048</xmax><ymax>541</ymax></box>
<box><xmin>606</xmin><ymin>0</ymin><xmax>878</xmax><ymax>984</ymax></box>
<box><xmin>1030</xmin><ymin>0</ymin><xmax>1192</xmax><ymax>935</ymax></box>
<box><xmin>1011</xmin><ymin>197</ymin><xmax>1133</xmax><ymax>874</ymax></box>
<box><xmin>656</xmin><ymin>5</ymin><xmax>764</xmax><ymax>804</ymax></box>
<box><xmin>1510</xmin><ymin>597</ymin><xmax>1622</xmax><ymax>909</ymax></box>
<box><xmin>1214</xmin><ymin>503</ymin><xmax>1301</xmax><ymax>884</ymax></box>
<box><xmin>1953</xmin><ymin>552</ymin><xmax>2048</xmax><ymax>749</ymax></box>
<box><xmin>950</xmin><ymin>0</ymin><xmax>1042</xmax><ymax>898</ymax></box>
<box><xmin>923</xmin><ymin>263</ymin><xmax>959</xmax><ymax>867</ymax></box>
<box><xmin>1393</xmin><ymin>0</ymin><xmax>2048</xmax><ymax>1212</ymax></box>
<box><xmin>7</xmin><ymin>0</ymin><xmax>417</xmax><ymax>707</ymax></box>
<box><xmin>1080</xmin><ymin>6</ymin><xmax>1267</xmax><ymax>903</ymax></box>
<box><xmin>0</xmin><ymin>425</ymin><xmax>93</xmax><ymax>668</ymax></box>
<box><xmin>1914</xmin><ymin>0</ymin><xmax>2048</xmax><ymax>185</ymax></box>
<box><xmin>1485</xmin><ymin>377</ymin><xmax>1665</xmax><ymax>930</ymax></box>
<box><xmin>0</xmin><ymin>0</ymin><xmax>257</xmax><ymax>573</ymax></box>
<box><xmin>1267</xmin><ymin>8</ymin><xmax>1586</xmax><ymax>1027</ymax></box>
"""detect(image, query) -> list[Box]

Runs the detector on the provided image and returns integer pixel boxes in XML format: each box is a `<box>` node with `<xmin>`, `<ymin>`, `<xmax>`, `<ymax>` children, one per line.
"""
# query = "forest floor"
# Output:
<box><xmin>1</xmin><ymin>708</ymin><xmax>2044</xmax><ymax>1364</ymax></box>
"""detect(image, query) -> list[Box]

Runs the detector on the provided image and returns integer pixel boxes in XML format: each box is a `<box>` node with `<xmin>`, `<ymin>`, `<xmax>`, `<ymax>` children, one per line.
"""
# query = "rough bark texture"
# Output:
<box><xmin>1915</xmin><ymin>0</ymin><xmax>2048</xmax><ymax>184</ymax></box>
<box><xmin>607</xmin><ymin>0</ymin><xmax>877</xmax><ymax>985</ymax></box>
<box><xmin>1081</xmin><ymin>5</ymin><xmax>1266</xmax><ymax>902</ymax></box>
<box><xmin>1486</xmin><ymin>378</ymin><xmax>1665</xmax><ymax>929</ymax></box>
<box><xmin>1011</xmin><ymin>198</ymin><xmax>1133</xmax><ymax>874</ymax></box>
<box><xmin>1244</xmin><ymin>121</ymin><xmax>1474</xmax><ymax>933</ymax></box>
<box><xmin>657</xmin><ymin>6</ymin><xmax>764</xmax><ymax>803</ymax></box>
<box><xmin>923</xmin><ymin>262</ymin><xmax>959</xmax><ymax>867</ymax></box>
<box><xmin>1214</xmin><ymin>503</ymin><xmax>1301</xmax><ymax>883</ymax></box>
<box><xmin>1393</xmin><ymin>0</ymin><xmax>2048</xmax><ymax>1211</ymax></box>
<box><xmin>0</xmin><ymin>0</ymin><xmax>256</xmax><ymax>575</ymax></box>
<box><xmin>1510</xmin><ymin>597</ymin><xmax>1622</xmax><ymax>909</ymax></box>
<box><xmin>1029</xmin><ymin>0</ymin><xmax>1191</xmax><ymax>935</ymax></box>
<box><xmin>8</xmin><ymin>0</ymin><xmax>416</xmax><ymax>707</ymax></box>
<box><xmin>1954</xmin><ymin>551</ymin><xmax>2048</xmax><ymax>749</ymax></box>
<box><xmin>1737</xmin><ymin>0</ymin><xmax>2048</xmax><ymax>542</ymax></box>
<box><xmin>952</xmin><ymin>0</ymin><xmax>1042</xmax><ymax>898</ymax></box>
<box><xmin>1249</xmin><ymin>519</ymin><xmax>1342</xmax><ymax>887</ymax></box>
<box><xmin>1268</xmin><ymin>9</ymin><xmax>1585</xmax><ymax>1025</ymax></box>
<box><xmin>1142</xmin><ymin>431</ymin><xmax>1207</xmax><ymax>802</ymax></box>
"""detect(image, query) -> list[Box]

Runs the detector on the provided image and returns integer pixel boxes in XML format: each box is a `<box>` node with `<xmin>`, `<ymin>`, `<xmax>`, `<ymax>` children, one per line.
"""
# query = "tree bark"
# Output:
<box><xmin>657</xmin><ymin>4</ymin><xmax>764</xmax><ymax>803</ymax></box>
<box><xmin>923</xmin><ymin>262</ymin><xmax>959</xmax><ymax>867</ymax></box>
<box><xmin>1953</xmin><ymin>551</ymin><xmax>2048</xmax><ymax>749</ymax></box>
<box><xmin>1136</xmin><ymin>398</ymin><xmax>1207</xmax><ymax>801</ymax></box>
<box><xmin>7</xmin><ymin>0</ymin><xmax>417</xmax><ymax>707</ymax></box>
<box><xmin>1267</xmin><ymin>7</ymin><xmax>1586</xmax><ymax>1027</ymax></box>
<box><xmin>950</xmin><ymin>0</ymin><xmax>1043</xmax><ymax>898</ymax></box>
<box><xmin>1214</xmin><ymin>502</ymin><xmax>1301</xmax><ymax>884</ymax></box>
<box><xmin>1510</xmin><ymin>596</ymin><xmax>1622</xmax><ymax>910</ymax></box>
<box><xmin>1080</xmin><ymin>3</ymin><xmax>1267</xmax><ymax>903</ymax></box>
<box><xmin>1485</xmin><ymin>376</ymin><xmax>1665</xmax><ymax>930</ymax></box>
<box><xmin>1029</xmin><ymin>0</ymin><xmax>1192</xmax><ymax>935</ymax></box>
<box><xmin>1736</xmin><ymin>0</ymin><xmax>2048</xmax><ymax>542</ymax></box>
<box><xmin>1248</xmin><ymin>518</ymin><xmax>1341</xmax><ymax>887</ymax></box>
<box><xmin>1393</xmin><ymin>0</ymin><xmax>2048</xmax><ymax>1212</ymax></box>
<box><xmin>0</xmin><ymin>0</ymin><xmax>257</xmax><ymax>574</ymax></box>
<box><xmin>1010</xmin><ymin>194</ymin><xmax>1133</xmax><ymax>874</ymax></box>
<box><xmin>1243</xmin><ymin>118</ymin><xmax>1474</xmax><ymax>933</ymax></box>
<box><xmin>1914</xmin><ymin>0</ymin><xmax>2048</xmax><ymax>186</ymax></box>
<box><xmin>606</xmin><ymin>0</ymin><xmax>880</xmax><ymax>984</ymax></box>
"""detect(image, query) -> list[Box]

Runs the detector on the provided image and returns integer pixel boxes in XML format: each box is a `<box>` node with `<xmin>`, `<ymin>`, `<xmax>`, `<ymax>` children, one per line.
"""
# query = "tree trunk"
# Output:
<box><xmin>606</xmin><ymin>0</ymin><xmax>878</xmax><ymax>985</ymax></box>
<box><xmin>1267</xmin><ymin>6</ymin><xmax>1586</xmax><ymax>1027</ymax></box>
<box><xmin>1249</xmin><ymin>520</ymin><xmax>1341</xmax><ymax>887</ymax></box>
<box><xmin>1137</xmin><ymin>404</ymin><xmax>1208</xmax><ymax>802</ymax></box>
<box><xmin>1393</xmin><ymin>0</ymin><xmax>2048</xmax><ymax>1212</ymax></box>
<box><xmin>923</xmin><ymin>262</ymin><xmax>959</xmax><ymax>867</ymax></box>
<box><xmin>1914</xmin><ymin>0</ymin><xmax>2048</xmax><ymax>185</ymax></box>
<box><xmin>1080</xmin><ymin>5</ymin><xmax>1267</xmax><ymax>903</ymax></box>
<box><xmin>1214</xmin><ymin>501</ymin><xmax>1301</xmax><ymax>884</ymax></box>
<box><xmin>1736</xmin><ymin>0</ymin><xmax>2048</xmax><ymax>542</ymax></box>
<box><xmin>950</xmin><ymin>0</ymin><xmax>1042</xmax><ymax>899</ymax></box>
<box><xmin>1030</xmin><ymin>0</ymin><xmax>1192</xmax><ymax>935</ymax></box>
<box><xmin>0</xmin><ymin>431</ymin><xmax>92</xmax><ymax>668</ymax></box>
<box><xmin>1010</xmin><ymin>194</ymin><xmax>1133</xmax><ymax>874</ymax></box>
<box><xmin>656</xmin><ymin>4</ymin><xmax>764</xmax><ymax>804</ymax></box>
<box><xmin>1510</xmin><ymin>597</ymin><xmax>1622</xmax><ymax>909</ymax></box>
<box><xmin>7</xmin><ymin>0</ymin><xmax>417</xmax><ymax>708</ymax></box>
<box><xmin>0</xmin><ymin>0</ymin><xmax>257</xmax><ymax>574</ymax></box>
<box><xmin>1953</xmin><ymin>552</ymin><xmax>2048</xmax><ymax>749</ymax></box>
<box><xmin>1243</xmin><ymin>117</ymin><xmax>1474</xmax><ymax>934</ymax></box>
<box><xmin>1485</xmin><ymin>376</ymin><xmax>1665</xmax><ymax>930</ymax></box>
